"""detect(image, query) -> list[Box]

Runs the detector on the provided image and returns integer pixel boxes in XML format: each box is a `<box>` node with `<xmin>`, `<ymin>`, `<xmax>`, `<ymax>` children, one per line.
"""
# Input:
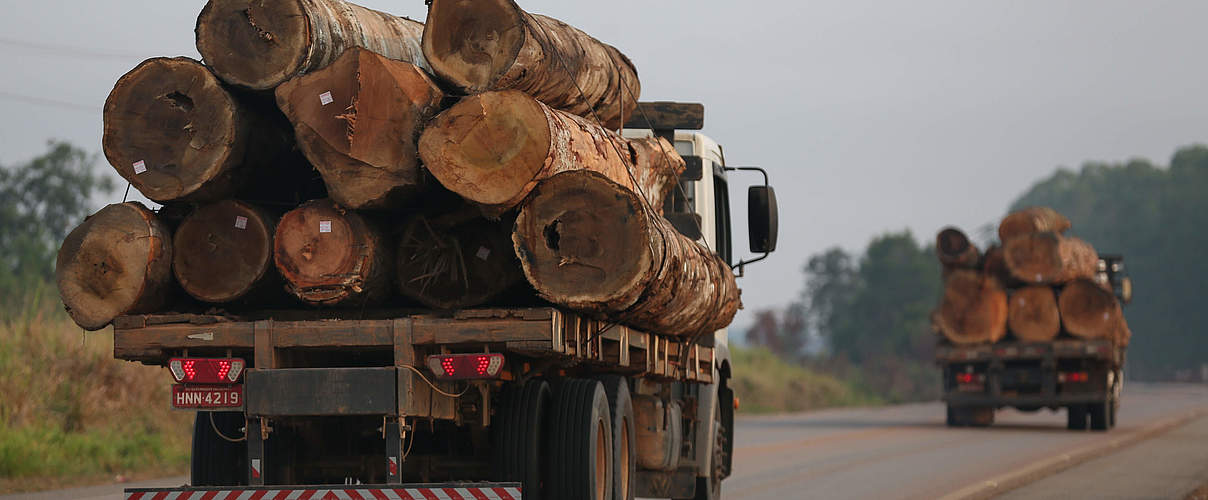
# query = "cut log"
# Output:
<box><xmin>933</xmin><ymin>270</ymin><xmax>1007</xmax><ymax>345</ymax></box>
<box><xmin>273</xmin><ymin>199</ymin><xmax>393</xmax><ymax>306</ymax></box>
<box><xmin>56</xmin><ymin>203</ymin><xmax>173</xmax><ymax>331</ymax></box>
<box><xmin>999</xmin><ymin>207</ymin><xmax>1071</xmax><ymax>242</ymax></box>
<box><xmin>173</xmin><ymin>200</ymin><xmax>280</xmax><ymax>303</ymax></box>
<box><xmin>423</xmin><ymin>0</ymin><xmax>639</xmax><ymax>129</ymax></box>
<box><xmin>396</xmin><ymin>209</ymin><xmax>524</xmax><ymax>309</ymax></box>
<box><xmin>1007</xmin><ymin>286</ymin><xmax>1061</xmax><ymax>342</ymax></box>
<box><xmin>1059</xmin><ymin>279</ymin><xmax>1130</xmax><ymax>345</ymax></box>
<box><xmin>936</xmin><ymin>227</ymin><xmax>980</xmax><ymax>269</ymax></box>
<box><xmin>1003</xmin><ymin>232</ymin><xmax>1098</xmax><ymax>285</ymax></box>
<box><xmin>419</xmin><ymin>91</ymin><xmax>684</xmax><ymax>216</ymax></box>
<box><xmin>196</xmin><ymin>0</ymin><xmax>427</xmax><ymax>90</ymax></box>
<box><xmin>513</xmin><ymin>170</ymin><xmax>739</xmax><ymax>337</ymax></box>
<box><xmin>275</xmin><ymin>47</ymin><xmax>446</xmax><ymax>210</ymax></box>
<box><xmin>103</xmin><ymin>57</ymin><xmax>251</xmax><ymax>203</ymax></box>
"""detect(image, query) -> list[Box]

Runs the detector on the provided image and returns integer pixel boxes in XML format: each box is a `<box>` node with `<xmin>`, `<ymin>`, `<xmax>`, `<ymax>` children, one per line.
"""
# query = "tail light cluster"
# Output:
<box><xmin>955</xmin><ymin>373</ymin><xmax>985</xmax><ymax>385</ymax></box>
<box><xmin>1058</xmin><ymin>371</ymin><xmax>1090</xmax><ymax>383</ymax></box>
<box><xmin>426</xmin><ymin>353</ymin><xmax>505</xmax><ymax>380</ymax></box>
<box><xmin>169</xmin><ymin>358</ymin><xmax>245</xmax><ymax>384</ymax></box>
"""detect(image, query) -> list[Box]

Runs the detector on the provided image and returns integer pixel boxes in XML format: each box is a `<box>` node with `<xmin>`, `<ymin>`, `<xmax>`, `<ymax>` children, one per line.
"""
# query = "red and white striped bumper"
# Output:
<box><xmin>124</xmin><ymin>485</ymin><xmax>522</xmax><ymax>500</ymax></box>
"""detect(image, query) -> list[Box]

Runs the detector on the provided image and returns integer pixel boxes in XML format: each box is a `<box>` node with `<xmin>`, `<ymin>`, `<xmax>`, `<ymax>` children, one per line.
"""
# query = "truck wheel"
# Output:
<box><xmin>191</xmin><ymin>411</ymin><xmax>246</xmax><ymax>486</ymax></box>
<box><xmin>493</xmin><ymin>379</ymin><xmax>551</xmax><ymax>499</ymax></box>
<box><xmin>695</xmin><ymin>397</ymin><xmax>726</xmax><ymax>500</ymax></box>
<box><xmin>599</xmin><ymin>376</ymin><xmax>636</xmax><ymax>500</ymax></box>
<box><xmin>946</xmin><ymin>405</ymin><xmax>962</xmax><ymax>427</ymax></box>
<box><xmin>1089</xmin><ymin>401</ymin><xmax>1110</xmax><ymax>431</ymax></box>
<box><xmin>546</xmin><ymin>379</ymin><xmax>613</xmax><ymax>500</ymax></box>
<box><xmin>1067</xmin><ymin>405</ymin><xmax>1088</xmax><ymax>430</ymax></box>
<box><xmin>964</xmin><ymin>406</ymin><xmax>995</xmax><ymax>427</ymax></box>
<box><xmin>1109</xmin><ymin>400</ymin><xmax>1118</xmax><ymax>428</ymax></box>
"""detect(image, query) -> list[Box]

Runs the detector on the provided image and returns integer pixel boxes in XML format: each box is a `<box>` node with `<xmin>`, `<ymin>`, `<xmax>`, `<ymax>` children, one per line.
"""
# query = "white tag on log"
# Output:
<box><xmin>234</xmin><ymin>216</ymin><xmax>248</xmax><ymax>230</ymax></box>
<box><xmin>132</xmin><ymin>160</ymin><xmax>147</xmax><ymax>174</ymax></box>
<box><xmin>476</xmin><ymin>246</ymin><xmax>491</xmax><ymax>260</ymax></box>
<box><xmin>319</xmin><ymin>91</ymin><xmax>334</xmax><ymax>106</ymax></box>
<box><xmin>319</xmin><ymin>220</ymin><xmax>332</xmax><ymax>233</ymax></box>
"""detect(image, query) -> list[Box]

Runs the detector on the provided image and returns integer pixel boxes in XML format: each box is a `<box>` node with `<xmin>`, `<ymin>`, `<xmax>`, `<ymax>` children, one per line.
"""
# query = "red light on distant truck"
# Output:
<box><xmin>1058</xmin><ymin>371</ymin><xmax>1089</xmax><ymax>383</ymax></box>
<box><xmin>426</xmin><ymin>354</ymin><xmax>504</xmax><ymax>380</ymax></box>
<box><xmin>168</xmin><ymin>358</ymin><xmax>245</xmax><ymax>384</ymax></box>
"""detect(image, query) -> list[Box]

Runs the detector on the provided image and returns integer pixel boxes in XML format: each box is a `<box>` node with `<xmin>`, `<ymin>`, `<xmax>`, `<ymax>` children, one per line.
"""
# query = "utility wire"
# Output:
<box><xmin>0</xmin><ymin>36</ymin><xmax>146</xmax><ymax>61</ymax></box>
<box><xmin>0</xmin><ymin>90</ymin><xmax>100</xmax><ymax>112</ymax></box>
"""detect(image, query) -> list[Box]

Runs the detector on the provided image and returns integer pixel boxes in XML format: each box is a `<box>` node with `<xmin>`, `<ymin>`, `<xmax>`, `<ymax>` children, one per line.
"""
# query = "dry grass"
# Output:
<box><xmin>731</xmin><ymin>346</ymin><xmax>882</xmax><ymax>414</ymax></box>
<box><xmin>0</xmin><ymin>289</ymin><xmax>191</xmax><ymax>493</ymax></box>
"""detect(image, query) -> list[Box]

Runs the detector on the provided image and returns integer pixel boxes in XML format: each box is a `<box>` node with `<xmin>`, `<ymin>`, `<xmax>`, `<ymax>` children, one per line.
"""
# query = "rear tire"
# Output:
<box><xmin>1067</xmin><ymin>405</ymin><xmax>1088</xmax><ymax>430</ymax></box>
<box><xmin>599</xmin><ymin>376</ymin><xmax>636</xmax><ymax>500</ymax></box>
<box><xmin>946</xmin><ymin>405</ymin><xmax>962</xmax><ymax>427</ymax></box>
<box><xmin>1089</xmin><ymin>401</ymin><xmax>1110</xmax><ymax>431</ymax></box>
<box><xmin>546</xmin><ymin>379</ymin><xmax>613</xmax><ymax>500</ymax></box>
<box><xmin>493</xmin><ymin>379</ymin><xmax>551</xmax><ymax>499</ymax></box>
<box><xmin>695</xmin><ymin>397</ymin><xmax>726</xmax><ymax>500</ymax></box>
<box><xmin>191</xmin><ymin>411</ymin><xmax>246</xmax><ymax>486</ymax></box>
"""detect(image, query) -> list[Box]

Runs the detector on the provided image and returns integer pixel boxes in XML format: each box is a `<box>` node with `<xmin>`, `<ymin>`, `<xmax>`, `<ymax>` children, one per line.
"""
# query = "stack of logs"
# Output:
<box><xmin>55</xmin><ymin>0</ymin><xmax>740</xmax><ymax>338</ymax></box>
<box><xmin>932</xmin><ymin>207</ymin><xmax>1130</xmax><ymax>345</ymax></box>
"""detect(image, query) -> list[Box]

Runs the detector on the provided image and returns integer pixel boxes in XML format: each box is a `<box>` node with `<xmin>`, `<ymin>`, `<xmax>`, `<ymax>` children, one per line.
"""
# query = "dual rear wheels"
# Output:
<box><xmin>1067</xmin><ymin>400</ymin><xmax>1116</xmax><ymax>431</ymax></box>
<box><xmin>945</xmin><ymin>405</ymin><xmax>995</xmax><ymax>427</ymax></box>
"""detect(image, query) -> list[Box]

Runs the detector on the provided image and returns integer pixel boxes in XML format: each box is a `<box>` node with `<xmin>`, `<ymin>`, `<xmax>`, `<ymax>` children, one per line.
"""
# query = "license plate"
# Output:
<box><xmin>172</xmin><ymin>384</ymin><xmax>243</xmax><ymax>409</ymax></box>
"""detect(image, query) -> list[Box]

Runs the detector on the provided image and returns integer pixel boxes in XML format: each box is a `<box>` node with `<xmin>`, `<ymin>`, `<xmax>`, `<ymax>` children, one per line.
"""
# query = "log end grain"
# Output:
<box><xmin>513</xmin><ymin>170</ymin><xmax>653</xmax><ymax>310</ymax></box>
<box><xmin>998</xmin><ymin>206</ymin><xmax>1072</xmax><ymax>242</ymax></box>
<box><xmin>422</xmin><ymin>0</ymin><xmax>526</xmax><ymax>93</ymax></box>
<box><xmin>1007</xmin><ymin>286</ymin><xmax>1061</xmax><ymax>342</ymax></box>
<box><xmin>396</xmin><ymin>213</ymin><xmax>524</xmax><ymax>309</ymax></box>
<box><xmin>419</xmin><ymin>90</ymin><xmax>552</xmax><ymax>208</ymax></box>
<box><xmin>934</xmin><ymin>270</ymin><xmax>1008</xmax><ymax>345</ymax></box>
<box><xmin>273</xmin><ymin>199</ymin><xmax>392</xmax><ymax>306</ymax></box>
<box><xmin>102</xmin><ymin>57</ymin><xmax>245</xmax><ymax>202</ymax></box>
<box><xmin>196</xmin><ymin>0</ymin><xmax>312</xmax><ymax>89</ymax></box>
<box><xmin>936</xmin><ymin>227</ymin><xmax>980</xmax><ymax>268</ymax></box>
<box><xmin>173</xmin><ymin>200</ymin><xmax>275</xmax><ymax>303</ymax></box>
<box><xmin>56</xmin><ymin>203</ymin><xmax>173</xmax><ymax>331</ymax></box>
<box><xmin>1058</xmin><ymin>278</ymin><xmax>1127</xmax><ymax>343</ymax></box>
<box><xmin>1003</xmin><ymin>233</ymin><xmax>1098</xmax><ymax>284</ymax></box>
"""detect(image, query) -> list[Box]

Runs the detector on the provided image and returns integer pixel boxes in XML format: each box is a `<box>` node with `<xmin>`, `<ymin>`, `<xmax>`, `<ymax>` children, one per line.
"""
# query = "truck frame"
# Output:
<box><xmin>112</xmin><ymin>103</ymin><xmax>777</xmax><ymax>500</ymax></box>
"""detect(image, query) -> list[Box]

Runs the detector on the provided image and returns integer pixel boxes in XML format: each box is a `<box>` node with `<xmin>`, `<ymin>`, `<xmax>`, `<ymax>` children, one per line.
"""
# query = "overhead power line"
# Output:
<box><xmin>0</xmin><ymin>36</ymin><xmax>145</xmax><ymax>61</ymax></box>
<box><xmin>0</xmin><ymin>90</ymin><xmax>100</xmax><ymax>112</ymax></box>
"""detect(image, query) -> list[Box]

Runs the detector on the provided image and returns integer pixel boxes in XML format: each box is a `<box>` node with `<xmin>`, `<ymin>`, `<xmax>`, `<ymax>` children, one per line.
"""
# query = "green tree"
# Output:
<box><xmin>0</xmin><ymin>141</ymin><xmax>114</xmax><ymax>296</ymax></box>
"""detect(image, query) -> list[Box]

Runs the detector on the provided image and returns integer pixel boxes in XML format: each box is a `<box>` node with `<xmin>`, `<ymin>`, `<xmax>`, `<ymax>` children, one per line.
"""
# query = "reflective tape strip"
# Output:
<box><xmin>460</xmin><ymin>488</ymin><xmax>488</xmax><ymax>500</ymax></box>
<box><xmin>126</xmin><ymin>489</ymin><xmax>516</xmax><ymax>500</ymax></box>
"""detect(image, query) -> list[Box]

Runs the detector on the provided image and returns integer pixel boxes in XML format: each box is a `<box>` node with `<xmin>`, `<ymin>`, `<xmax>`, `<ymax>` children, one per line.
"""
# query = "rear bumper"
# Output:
<box><xmin>943</xmin><ymin>392</ymin><xmax>1108</xmax><ymax>407</ymax></box>
<box><xmin>125</xmin><ymin>483</ymin><xmax>522</xmax><ymax>500</ymax></box>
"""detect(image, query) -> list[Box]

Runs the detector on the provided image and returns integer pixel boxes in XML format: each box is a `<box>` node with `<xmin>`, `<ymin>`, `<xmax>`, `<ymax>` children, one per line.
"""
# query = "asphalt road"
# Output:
<box><xmin>5</xmin><ymin>384</ymin><xmax>1206</xmax><ymax>500</ymax></box>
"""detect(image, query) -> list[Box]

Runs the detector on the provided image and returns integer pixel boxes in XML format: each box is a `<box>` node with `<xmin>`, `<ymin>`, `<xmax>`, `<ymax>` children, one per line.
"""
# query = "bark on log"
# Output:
<box><xmin>936</xmin><ymin>227</ymin><xmax>980</xmax><ymax>269</ymax></box>
<box><xmin>1003</xmin><ymin>232</ymin><xmax>1098</xmax><ymax>285</ymax></box>
<box><xmin>999</xmin><ymin>207</ymin><xmax>1071</xmax><ymax>242</ymax></box>
<box><xmin>173</xmin><ymin>200</ymin><xmax>281</xmax><ymax>303</ymax></box>
<box><xmin>419</xmin><ymin>91</ymin><xmax>683</xmax><ymax>216</ymax></box>
<box><xmin>1007</xmin><ymin>286</ymin><xmax>1061</xmax><ymax>342</ymax></box>
<box><xmin>275</xmin><ymin>47</ymin><xmax>445</xmax><ymax>210</ymax></box>
<box><xmin>196</xmin><ymin>0</ymin><xmax>427</xmax><ymax>90</ymax></box>
<box><xmin>513</xmin><ymin>170</ymin><xmax>740</xmax><ymax>337</ymax></box>
<box><xmin>56</xmin><ymin>203</ymin><xmax>173</xmax><ymax>331</ymax></box>
<box><xmin>933</xmin><ymin>270</ymin><xmax>1007</xmax><ymax>345</ymax></box>
<box><xmin>103</xmin><ymin>57</ymin><xmax>251</xmax><ymax>203</ymax></box>
<box><xmin>423</xmin><ymin>0</ymin><xmax>639</xmax><ymax>129</ymax></box>
<box><xmin>1059</xmin><ymin>279</ymin><xmax>1131</xmax><ymax>345</ymax></box>
<box><xmin>396</xmin><ymin>209</ymin><xmax>524</xmax><ymax>309</ymax></box>
<box><xmin>273</xmin><ymin>199</ymin><xmax>393</xmax><ymax>306</ymax></box>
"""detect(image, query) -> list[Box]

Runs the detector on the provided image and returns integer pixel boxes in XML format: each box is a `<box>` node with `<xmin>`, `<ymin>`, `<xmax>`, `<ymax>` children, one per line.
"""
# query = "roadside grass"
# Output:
<box><xmin>0</xmin><ymin>288</ymin><xmax>191</xmax><ymax>493</ymax></box>
<box><xmin>731</xmin><ymin>346</ymin><xmax>882</xmax><ymax>414</ymax></box>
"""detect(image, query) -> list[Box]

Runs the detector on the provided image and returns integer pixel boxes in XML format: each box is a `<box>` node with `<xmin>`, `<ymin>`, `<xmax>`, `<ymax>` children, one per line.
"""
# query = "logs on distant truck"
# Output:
<box><xmin>276</xmin><ymin>47</ymin><xmax>446</xmax><ymax>210</ymax></box>
<box><xmin>1059</xmin><ymin>279</ymin><xmax>1131</xmax><ymax>345</ymax></box>
<box><xmin>196</xmin><ymin>0</ymin><xmax>427</xmax><ymax>90</ymax></box>
<box><xmin>513</xmin><ymin>170</ymin><xmax>740</xmax><ymax>338</ymax></box>
<box><xmin>1007</xmin><ymin>285</ymin><xmax>1061</xmax><ymax>342</ymax></box>
<box><xmin>419</xmin><ymin>90</ymin><xmax>683</xmax><ymax>216</ymax></box>
<box><xmin>1003</xmin><ymin>232</ymin><xmax>1098</xmax><ymax>285</ymax></box>
<box><xmin>56</xmin><ymin>203</ymin><xmax>174</xmax><ymax>331</ymax></box>
<box><xmin>423</xmin><ymin>0</ymin><xmax>640</xmax><ymax>128</ymax></box>
<box><xmin>932</xmin><ymin>269</ymin><xmax>1008</xmax><ymax>345</ymax></box>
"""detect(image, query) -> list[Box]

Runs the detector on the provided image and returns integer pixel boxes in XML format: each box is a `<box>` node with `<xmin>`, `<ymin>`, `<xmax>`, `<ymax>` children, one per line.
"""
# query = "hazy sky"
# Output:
<box><xmin>2</xmin><ymin>1</ymin><xmax>1207</xmax><ymax>328</ymax></box>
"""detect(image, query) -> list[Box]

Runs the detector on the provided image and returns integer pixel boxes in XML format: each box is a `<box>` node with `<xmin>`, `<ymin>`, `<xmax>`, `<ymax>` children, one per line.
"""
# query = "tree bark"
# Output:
<box><xmin>56</xmin><ymin>203</ymin><xmax>174</xmax><ymax>331</ymax></box>
<box><xmin>423</xmin><ymin>0</ymin><xmax>639</xmax><ymax>129</ymax></box>
<box><xmin>1007</xmin><ymin>286</ymin><xmax>1061</xmax><ymax>342</ymax></box>
<box><xmin>103</xmin><ymin>57</ymin><xmax>251</xmax><ymax>203</ymax></box>
<box><xmin>513</xmin><ymin>170</ymin><xmax>740</xmax><ymax>338</ymax></box>
<box><xmin>396</xmin><ymin>208</ymin><xmax>525</xmax><ymax>309</ymax></box>
<box><xmin>419</xmin><ymin>90</ymin><xmax>683</xmax><ymax>217</ymax></box>
<box><xmin>275</xmin><ymin>47</ymin><xmax>446</xmax><ymax>210</ymax></box>
<box><xmin>173</xmin><ymin>200</ymin><xmax>281</xmax><ymax>304</ymax></box>
<box><xmin>933</xmin><ymin>270</ymin><xmax>1007</xmax><ymax>345</ymax></box>
<box><xmin>273</xmin><ymin>199</ymin><xmax>393</xmax><ymax>306</ymax></box>
<box><xmin>998</xmin><ymin>207</ymin><xmax>1071</xmax><ymax>242</ymax></box>
<box><xmin>1059</xmin><ymin>279</ymin><xmax>1130</xmax><ymax>345</ymax></box>
<box><xmin>936</xmin><ymin>227</ymin><xmax>980</xmax><ymax>269</ymax></box>
<box><xmin>1003</xmin><ymin>232</ymin><xmax>1098</xmax><ymax>285</ymax></box>
<box><xmin>196</xmin><ymin>0</ymin><xmax>427</xmax><ymax>90</ymax></box>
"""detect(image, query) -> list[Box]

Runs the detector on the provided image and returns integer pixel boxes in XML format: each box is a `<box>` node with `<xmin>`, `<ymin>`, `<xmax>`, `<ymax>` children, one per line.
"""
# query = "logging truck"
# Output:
<box><xmin>114</xmin><ymin>105</ymin><xmax>778</xmax><ymax>500</ymax></box>
<box><xmin>937</xmin><ymin>255</ymin><xmax>1132</xmax><ymax>431</ymax></box>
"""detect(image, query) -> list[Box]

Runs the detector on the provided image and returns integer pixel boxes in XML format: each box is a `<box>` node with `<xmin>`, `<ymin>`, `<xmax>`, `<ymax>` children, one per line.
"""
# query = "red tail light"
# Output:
<box><xmin>426</xmin><ymin>354</ymin><xmax>505</xmax><ymax>380</ymax></box>
<box><xmin>1059</xmin><ymin>372</ymin><xmax>1089</xmax><ymax>383</ymax></box>
<box><xmin>169</xmin><ymin>358</ymin><xmax>245</xmax><ymax>384</ymax></box>
<box><xmin>955</xmin><ymin>373</ymin><xmax>983</xmax><ymax>384</ymax></box>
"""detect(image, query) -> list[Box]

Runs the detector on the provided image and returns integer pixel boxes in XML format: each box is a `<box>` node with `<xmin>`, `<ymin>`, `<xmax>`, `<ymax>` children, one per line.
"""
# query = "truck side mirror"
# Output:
<box><xmin>748</xmin><ymin>186</ymin><xmax>778</xmax><ymax>253</ymax></box>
